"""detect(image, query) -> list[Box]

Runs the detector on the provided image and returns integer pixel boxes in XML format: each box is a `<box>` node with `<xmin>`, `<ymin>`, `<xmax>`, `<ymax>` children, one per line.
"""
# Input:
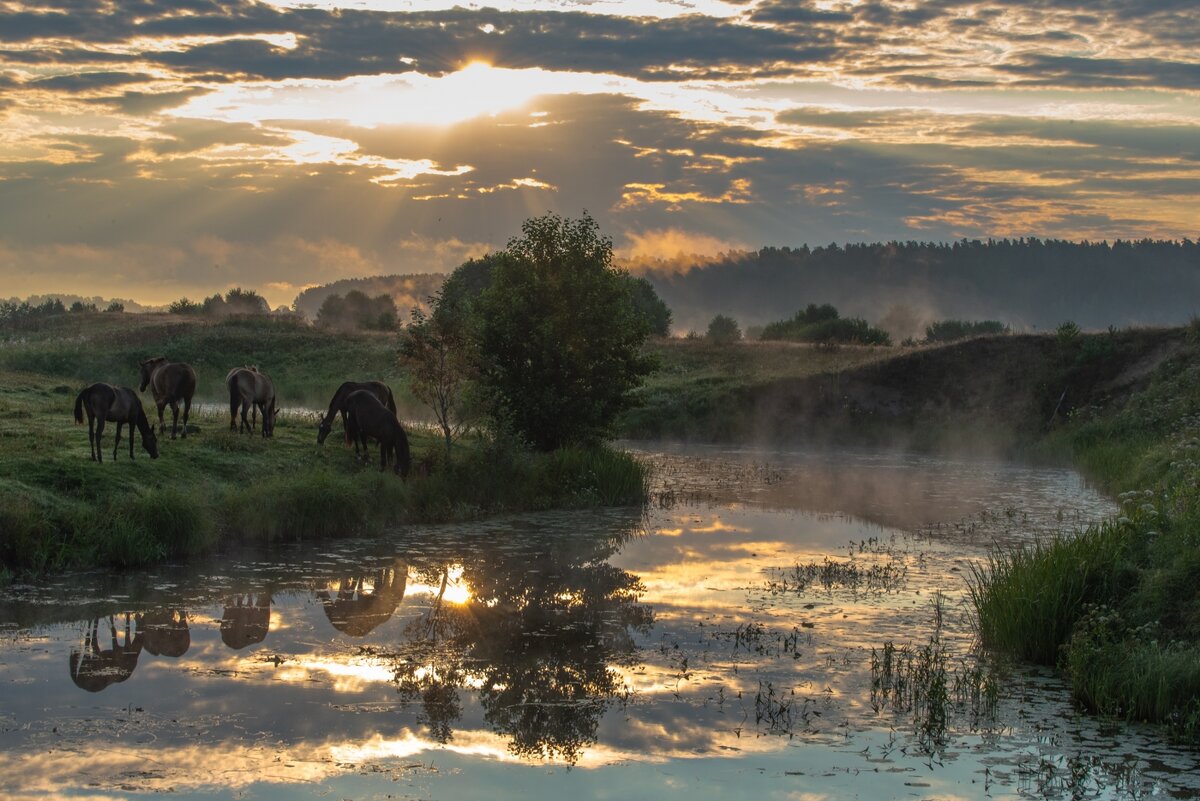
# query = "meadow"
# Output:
<box><xmin>0</xmin><ymin>313</ymin><xmax>648</xmax><ymax>578</ymax></box>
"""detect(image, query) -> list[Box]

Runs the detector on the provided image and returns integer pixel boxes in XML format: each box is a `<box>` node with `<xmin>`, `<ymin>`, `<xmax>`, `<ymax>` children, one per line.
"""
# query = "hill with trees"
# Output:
<box><xmin>637</xmin><ymin>238</ymin><xmax>1200</xmax><ymax>337</ymax></box>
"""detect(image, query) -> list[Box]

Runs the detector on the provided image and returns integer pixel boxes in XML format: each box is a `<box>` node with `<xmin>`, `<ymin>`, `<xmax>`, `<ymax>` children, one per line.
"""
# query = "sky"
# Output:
<box><xmin>1</xmin><ymin>0</ymin><xmax>1198</xmax><ymax>307</ymax></box>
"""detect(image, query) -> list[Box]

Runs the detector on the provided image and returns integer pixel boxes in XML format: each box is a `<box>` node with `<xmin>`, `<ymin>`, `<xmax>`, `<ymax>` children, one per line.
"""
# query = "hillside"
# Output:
<box><xmin>622</xmin><ymin>328</ymin><xmax>1186</xmax><ymax>454</ymax></box>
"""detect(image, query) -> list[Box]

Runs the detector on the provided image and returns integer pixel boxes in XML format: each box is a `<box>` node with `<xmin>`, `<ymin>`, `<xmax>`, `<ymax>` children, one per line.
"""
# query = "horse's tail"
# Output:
<box><xmin>227</xmin><ymin>373</ymin><xmax>240</xmax><ymax>416</ymax></box>
<box><xmin>385</xmin><ymin>387</ymin><xmax>397</xmax><ymax>415</ymax></box>
<box><xmin>74</xmin><ymin>388</ymin><xmax>86</xmax><ymax>424</ymax></box>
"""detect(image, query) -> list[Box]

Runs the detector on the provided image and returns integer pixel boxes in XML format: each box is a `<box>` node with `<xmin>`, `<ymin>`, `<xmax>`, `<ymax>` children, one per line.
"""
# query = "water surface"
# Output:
<box><xmin>2</xmin><ymin>445</ymin><xmax>1197</xmax><ymax>800</ymax></box>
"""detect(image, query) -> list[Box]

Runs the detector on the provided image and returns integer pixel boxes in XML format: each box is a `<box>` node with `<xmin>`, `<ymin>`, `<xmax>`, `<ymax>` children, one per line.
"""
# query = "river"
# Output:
<box><xmin>1</xmin><ymin>444</ymin><xmax>1197</xmax><ymax>800</ymax></box>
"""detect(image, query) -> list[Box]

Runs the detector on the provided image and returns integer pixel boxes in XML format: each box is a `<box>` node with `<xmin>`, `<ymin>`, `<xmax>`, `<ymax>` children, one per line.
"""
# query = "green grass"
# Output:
<box><xmin>969</xmin><ymin>330</ymin><xmax>1200</xmax><ymax>740</ymax></box>
<box><xmin>0</xmin><ymin>312</ymin><xmax>413</xmax><ymax>411</ymax></box>
<box><xmin>0</xmin><ymin>359</ymin><xmax>650</xmax><ymax>577</ymax></box>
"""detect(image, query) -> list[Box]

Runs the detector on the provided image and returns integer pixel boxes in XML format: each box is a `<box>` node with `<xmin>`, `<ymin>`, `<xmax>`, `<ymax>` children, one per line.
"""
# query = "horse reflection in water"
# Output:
<box><xmin>69</xmin><ymin>614</ymin><xmax>144</xmax><ymax>693</ymax></box>
<box><xmin>318</xmin><ymin>560</ymin><xmax>408</xmax><ymax>637</ymax></box>
<box><xmin>220</xmin><ymin>593</ymin><xmax>273</xmax><ymax>650</ymax></box>
<box><xmin>139</xmin><ymin>609</ymin><xmax>190</xmax><ymax>658</ymax></box>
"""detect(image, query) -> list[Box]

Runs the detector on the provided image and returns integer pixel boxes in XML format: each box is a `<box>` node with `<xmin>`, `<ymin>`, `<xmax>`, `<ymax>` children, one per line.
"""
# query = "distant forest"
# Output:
<box><xmin>639</xmin><ymin>239</ymin><xmax>1200</xmax><ymax>338</ymax></box>
<box><xmin>292</xmin><ymin>274</ymin><xmax>444</xmax><ymax>321</ymax></box>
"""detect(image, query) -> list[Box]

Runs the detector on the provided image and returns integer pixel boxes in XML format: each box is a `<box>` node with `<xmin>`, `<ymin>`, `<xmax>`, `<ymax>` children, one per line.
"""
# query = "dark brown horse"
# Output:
<box><xmin>317</xmin><ymin>380</ymin><xmax>396</xmax><ymax>458</ymax></box>
<box><xmin>74</xmin><ymin>383</ymin><xmax>159</xmax><ymax>462</ymax></box>
<box><xmin>138</xmin><ymin>356</ymin><xmax>197</xmax><ymax>440</ymax></box>
<box><xmin>344</xmin><ymin>390</ymin><xmax>411</xmax><ymax>477</ymax></box>
<box><xmin>227</xmin><ymin>366</ymin><xmax>278</xmax><ymax>437</ymax></box>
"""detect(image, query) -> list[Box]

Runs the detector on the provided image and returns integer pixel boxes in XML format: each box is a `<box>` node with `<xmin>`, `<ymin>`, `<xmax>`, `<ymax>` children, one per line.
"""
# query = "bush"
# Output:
<box><xmin>761</xmin><ymin>303</ymin><xmax>890</xmax><ymax>345</ymax></box>
<box><xmin>924</xmin><ymin>319</ymin><xmax>1006</xmax><ymax>343</ymax></box>
<box><xmin>705</xmin><ymin>314</ymin><xmax>741</xmax><ymax>344</ymax></box>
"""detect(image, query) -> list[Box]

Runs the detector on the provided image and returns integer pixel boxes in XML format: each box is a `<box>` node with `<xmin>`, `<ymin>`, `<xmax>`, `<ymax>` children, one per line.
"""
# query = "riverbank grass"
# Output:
<box><xmin>0</xmin><ymin>368</ymin><xmax>649</xmax><ymax>578</ymax></box>
<box><xmin>970</xmin><ymin>335</ymin><xmax>1200</xmax><ymax>743</ymax></box>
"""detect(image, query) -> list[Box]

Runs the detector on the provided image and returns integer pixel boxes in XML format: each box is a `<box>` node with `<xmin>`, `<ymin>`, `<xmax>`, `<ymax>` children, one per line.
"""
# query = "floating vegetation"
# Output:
<box><xmin>870</xmin><ymin>637</ymin><xmax>1000</xmax><ymax>753</ymax></box>
<box><xmin>765</xmin><ymin>556</ymin><xmax>908</xmax><ymax>595</ymax></box>
<box><xmin>708</xmin><ymin>622</ymin><xmax>810</xmax><ymax>659</ymax></box>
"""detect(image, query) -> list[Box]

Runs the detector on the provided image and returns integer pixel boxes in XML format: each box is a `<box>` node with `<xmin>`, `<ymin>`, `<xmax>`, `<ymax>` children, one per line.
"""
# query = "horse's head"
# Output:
<box><xmin>137</xmin><ymin>357</ymin><xmax>165</xmax><ymax>392</ymax></box>
<box><xmin>265</xmin><ymin>399</ymin><xmax>280</xmax><ymax>437</ymax></box>
<box><xmin>316</xmin><ymin>418</ymin><xmax>332</xmax><ymax>445</ymax></box>
<box><xmin>143</xmin><ymin>426</ymin><xmax>160</xmax><ymax>459</ymax></box>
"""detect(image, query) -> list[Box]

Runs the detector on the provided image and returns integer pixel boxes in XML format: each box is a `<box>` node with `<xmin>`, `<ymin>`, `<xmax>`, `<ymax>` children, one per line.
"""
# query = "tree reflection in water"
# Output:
<box><xmin>387</xmin><ymin>527</ymin><xmax>653</xmax><ymax>763</ymax></box>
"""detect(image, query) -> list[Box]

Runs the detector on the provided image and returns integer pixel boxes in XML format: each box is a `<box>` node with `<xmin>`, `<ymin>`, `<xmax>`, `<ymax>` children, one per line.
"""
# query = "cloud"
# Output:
<box><xmin>619</xmin><ymin>228</ymin><xmax>750</xmax><ymax>274</ymax></box>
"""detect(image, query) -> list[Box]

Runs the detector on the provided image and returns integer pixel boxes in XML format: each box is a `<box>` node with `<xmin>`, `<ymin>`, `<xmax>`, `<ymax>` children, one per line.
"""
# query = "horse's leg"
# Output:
<box><xmin>239</xmin><ymin>399</ymin><xmax>250</xmax><ymax>435</ymax></box>
<box><xmin>169</xmin><ymin>400</ymin><xmax>180</xmax><ymax>440</ymax></box>
<box><xmin>112</xmin><ymin>421</ymin><xmax>123</xmax><ymax>461</ymax></box>
<box><xmin>87</xmin><ymin>413</ymin><xmax>97</xmax><ymax>462</ymax></box>
<box><xmin>181</xmin><ymin>396</ymin><xmax>191</xmax><ymax>439</ymax></box>
<box><xmin>157</xmin><ymin>401</ymin><xmax>166</xmax><ymax>435</ymax></box>
<box><xmin>129</xmin><ymin>421</ymin><xmax>135</xmax><ymax>460</ymax></box>
<box><xmin>95</xmin><ymin>418</ymin><xmax>105</xmax><ymax>463</ymax></box>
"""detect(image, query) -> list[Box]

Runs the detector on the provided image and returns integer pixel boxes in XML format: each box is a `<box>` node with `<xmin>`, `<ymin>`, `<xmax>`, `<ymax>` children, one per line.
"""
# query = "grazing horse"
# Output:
<box><xmin>344</xmin><ymin>390</ymin><xmax>411</xmax><ymax>477</ymax></box>
<box><xmin>138</xmin><ymin>356</ymin><xmax>197</xmax><ymax>440</ymax></box>
<box><xmin>317</xmin><ymin>380</ymin><xmax>397</xmax><ymax>459</ymax></box>
<box><xmin>226</xmin><ymin>366</ymin><xmax>278</xmax><ymax>437</ymax></box>
<box><xmin>74</xmin><ymin>383</ymin><xmax>159</xmax><ymax>462</ymax></box>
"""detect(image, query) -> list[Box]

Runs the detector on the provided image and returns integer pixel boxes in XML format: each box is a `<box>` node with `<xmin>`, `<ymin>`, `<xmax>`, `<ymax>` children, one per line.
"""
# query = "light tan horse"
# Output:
<box><xmin>138</xmin><ymin>356</ymin><xmax>197</xmax><ymax>440</ymax></box>
<box><xmin>226</xmin><ymin>366</ymin><xmax>278</xmax><ymax>437</ymax></box>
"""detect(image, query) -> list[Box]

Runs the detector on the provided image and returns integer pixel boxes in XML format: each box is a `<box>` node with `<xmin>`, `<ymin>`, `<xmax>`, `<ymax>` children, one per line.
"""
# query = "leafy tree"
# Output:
<box><xmin>706</xmin><ymin>314</ymin><xmax>741</xmax><ymax>344</ymax></box>
<box><xmin>222</xmin><ymin>287</ymin><xmax>270</xmax><ymax>316</ymax></box>
<box><xmin>399</xmin><ymin>303</ymin><xmax>478</xmax><ymax>458</ymax></box>
<box><xmin>624</xmin><ymin>276</ymin><xmax>672</xmax><ymax>337</ymax></box>
<box><xmin>104</xmin><ymin>301</ymin><xmax>125</xmax><ymax>313</ymax></box>
<box><xmin>68</xmin><ymin>301</ymin><xmax>98</xmax><ymax>313</ymax></box>
<box><xmin>760</xmin><ymin>303</ymin><xmax>890</xmax><ymax>345</ymax></box>
<box><xmin>317</xmin><ymin>290</ymin><xmax>398</xmax><ymax>331</ymax></box>
<box><xmin>168</xmin><ymin>297</ymin><xmax>203</xmax><ymax>315</ymax></box>
<box><xmin>474</xmin><ymin>213</ymin><xmax>653</xmax><ymax>451</ymax></box>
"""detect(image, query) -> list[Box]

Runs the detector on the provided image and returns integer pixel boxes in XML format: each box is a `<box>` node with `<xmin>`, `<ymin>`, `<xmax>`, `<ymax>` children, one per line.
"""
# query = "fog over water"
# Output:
<box><xmin>2</xmin><ymin>445</ymin><xmax>1197</xmax><ymax>800</ymax></box>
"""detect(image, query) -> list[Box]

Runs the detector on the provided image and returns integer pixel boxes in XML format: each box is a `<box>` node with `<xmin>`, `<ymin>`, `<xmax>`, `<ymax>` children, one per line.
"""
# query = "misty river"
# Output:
<box><xmin>2</xmin><ymin>445</ymin><xmax>1198</xmax><ymax>800</ymax></box>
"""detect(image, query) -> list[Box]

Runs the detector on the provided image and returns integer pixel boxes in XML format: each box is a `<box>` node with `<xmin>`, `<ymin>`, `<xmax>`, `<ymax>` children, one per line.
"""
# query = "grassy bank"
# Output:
<box><xmin>0</xmin><ymin>364</ymin><xmax>649</xmax><ymax>580</ymax></box>
<box><xmin>969</xmin><ymin>329</ymin><xmax>1200</xmax><ymax>743</ymax></box>
<box><xmin>0</xmin><ymin>311</ymin><xmax>413</xmax><ymax>411</ymax></box>
<box><xmin>622</xmin><ymin>328</ymin><xmax>1184</xmax><ymax>453</ymax></box>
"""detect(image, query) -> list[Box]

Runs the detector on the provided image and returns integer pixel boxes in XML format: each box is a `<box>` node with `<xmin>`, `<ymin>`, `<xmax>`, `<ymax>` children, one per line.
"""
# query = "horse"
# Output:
<box><xmin>344</xmin><ymin>390</ymin><xmax>411</xmax><ymax>477</ymax></box>
<box><xmin>138</xmin><ymin>356</ymin><xmax>197</xmax><ymax>440</ymax></box>
<box><xmin>317</xmin><ymin>380</ymin><xmax>397</xmax><ymax>459</ymax></box>
<box><xmin>74</xmin><ymin>383</ymin><xmax>159</xmax><ymax>462</ymax></box>
<box><xmin>226</xmin><ymin>366</ymin><xmax>278</xmax><ymax>437</ymax></box>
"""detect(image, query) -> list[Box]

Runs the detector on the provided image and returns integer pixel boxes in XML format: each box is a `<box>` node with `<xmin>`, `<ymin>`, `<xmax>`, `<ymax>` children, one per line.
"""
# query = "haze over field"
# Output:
<box><xmin>1</xmin><ymin>0</ymin><xmax>1197</xmax><ymax>307</ymax></box>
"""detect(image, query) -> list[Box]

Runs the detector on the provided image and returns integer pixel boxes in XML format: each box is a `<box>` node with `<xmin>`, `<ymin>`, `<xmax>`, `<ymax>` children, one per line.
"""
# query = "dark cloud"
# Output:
<box><xmin>999</xmin><ymin>55</ymin><xmax>1200</xmax><ymax>90</ymax></box>
<box><xmin>86</xmin><ymin>88</ymin><xmax>214</xmax><ymax>115</ymax></box>
<box><xmin>30</xmin><ymin>71</ymin><xmax>158</xmax><ymax>91</ymax></box>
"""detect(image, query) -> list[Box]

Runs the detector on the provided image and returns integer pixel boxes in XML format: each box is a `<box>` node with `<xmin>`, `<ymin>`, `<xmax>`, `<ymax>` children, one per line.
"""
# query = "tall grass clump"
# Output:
<box><xmin>223</xmin><ymin>468</ymin><xmax>377</xmax><ymax>543</ymax></box>
<box><xmin>967</xmin><ymin>519</ymin><xmax>1136</xmax><ymax>665</ymax></box>
<box><xmin>1066</xmin><ymin>606</ymin><xmax>1200</xmax><ymax>744</ymax></box>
